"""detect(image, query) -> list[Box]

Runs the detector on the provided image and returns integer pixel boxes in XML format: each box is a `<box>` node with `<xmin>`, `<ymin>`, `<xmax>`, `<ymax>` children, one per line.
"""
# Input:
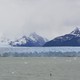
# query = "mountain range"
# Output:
<box><xmin>0</xmin><ymin>27</ymin><xmax>80</xmax><ymax>47</ymax></box>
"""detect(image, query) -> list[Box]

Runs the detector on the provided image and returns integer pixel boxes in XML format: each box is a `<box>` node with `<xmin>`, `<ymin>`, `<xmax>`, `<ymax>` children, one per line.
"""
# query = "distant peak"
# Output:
<box><xmin>75</xmin><ymin>27</ymin><xmax>80</xmax><ymax>31</ymax></box>
<box><xmin>30</xmin><ymin>32</ymin><xmax>39</xmax><ymax>37</ymax></box>
<box><xmin>71</xmin><ymin>27</ymin><xmax>80</xmax><ymax>35</ymax></box>
<box><xmin>31</xmin><ymin>32</ymin><xmax>37</xmax><ymax>35</ymax></box>
<box><xmin>22</xmin><ymin>35</ymin><xmax>27</xmax><ymax>39</ymax></box>
<box><xmin>30</xmin><ymin>32</ymin><xmax>37</xmax><ymax>35</ymax></box>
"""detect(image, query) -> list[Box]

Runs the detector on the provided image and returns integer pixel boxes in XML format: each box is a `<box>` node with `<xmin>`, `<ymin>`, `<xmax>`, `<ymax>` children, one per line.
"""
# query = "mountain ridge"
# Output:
<box><xmin>44</xmin><ymin>27</ymin><xmax>80</xmax><ymax>46</ymax></box>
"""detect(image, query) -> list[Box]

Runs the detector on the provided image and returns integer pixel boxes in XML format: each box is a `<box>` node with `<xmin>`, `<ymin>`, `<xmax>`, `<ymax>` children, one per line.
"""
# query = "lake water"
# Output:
<box><xmin>0</xmin><ymin>47</ymin><xmax>80</xmax><ymax>57</ymax></box>
<box><xmin>0</xmin><ymin>57</ymin><xmax>80</xmax><ymax>80</ymax></box>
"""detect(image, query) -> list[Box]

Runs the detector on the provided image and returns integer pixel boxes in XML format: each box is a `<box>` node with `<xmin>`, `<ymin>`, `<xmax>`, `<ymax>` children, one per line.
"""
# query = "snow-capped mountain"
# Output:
<box><xmin>71</xmin><ymin>27</ymin><xmax>80</xmax><ymax>36</ymax></box>
<box><xmin>44</xmin><ymin>27</ymin><xmax>80</xmax><ymax>46</ymax></box>
<box><xmin>10</xmin><ymin>32</ymin><xmax>48</xmax><ymax>47</ymax></box>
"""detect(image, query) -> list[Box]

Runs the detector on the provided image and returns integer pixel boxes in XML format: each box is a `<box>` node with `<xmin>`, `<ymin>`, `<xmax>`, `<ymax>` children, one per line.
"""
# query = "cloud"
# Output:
<box><xmin>0</xmin><ymin>0</ymin><xmax>80</xmax><ymax>39</ymax></box>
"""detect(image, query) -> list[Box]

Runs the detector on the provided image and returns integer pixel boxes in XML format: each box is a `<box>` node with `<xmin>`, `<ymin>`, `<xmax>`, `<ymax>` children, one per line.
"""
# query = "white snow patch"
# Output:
<box><xmin>29</xmin><ymin>36</ymin><xmax>36</xmax><ymax>42</ymax></box>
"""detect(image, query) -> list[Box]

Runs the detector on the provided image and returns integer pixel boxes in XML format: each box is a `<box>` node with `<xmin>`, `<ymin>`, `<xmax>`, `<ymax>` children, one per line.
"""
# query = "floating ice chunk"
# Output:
<box><xmin>73</xmin><ymin>57</ymin><xmax>77</xmax><ymax>60</ymax></box>
<box><xmin>66</xmin><ymin>59</ymin><xmax>72</xmax><ymax>62</ymax></box>
<box><xmin>24</xmin><ymin>62</ymin><xmax>28</xmax><ymax>64</ymax></box>
<box><xmin>11</xmin><ymin>71</ymin><xmax>15</xmax><ymax>74</ymax></box>
<box><xmin>22</xmin><ymin>57</ymin><xmax>25</xmax><ymax>60</ymax></box>
<box><xmin>53</xmin><ymin>57</ymin><xmax>56</xmax><ymax>59</ymax></box>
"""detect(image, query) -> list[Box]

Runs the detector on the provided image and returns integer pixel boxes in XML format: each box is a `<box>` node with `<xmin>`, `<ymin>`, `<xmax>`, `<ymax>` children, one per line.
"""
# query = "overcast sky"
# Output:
<box><xmin>0</xmin><ymin>0</ymin><xmax>80</xmax><ymax>39</ymax></box>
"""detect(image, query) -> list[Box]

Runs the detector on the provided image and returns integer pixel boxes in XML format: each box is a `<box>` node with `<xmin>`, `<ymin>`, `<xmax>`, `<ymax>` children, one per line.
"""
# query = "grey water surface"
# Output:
<box><xmin>0</xmin><ymin>57</ymin><xmax>80</xmax><ymax>80</ymax></box>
